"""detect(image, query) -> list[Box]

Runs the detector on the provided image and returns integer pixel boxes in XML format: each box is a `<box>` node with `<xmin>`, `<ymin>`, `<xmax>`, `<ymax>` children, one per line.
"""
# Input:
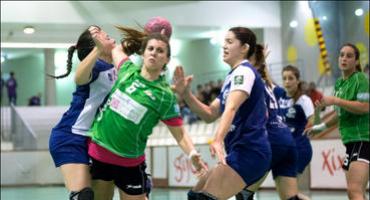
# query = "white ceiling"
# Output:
<box><xmin>1</xmin><ymin>1</ymin><xmax>281</xmax><ymax>60</ymax></box>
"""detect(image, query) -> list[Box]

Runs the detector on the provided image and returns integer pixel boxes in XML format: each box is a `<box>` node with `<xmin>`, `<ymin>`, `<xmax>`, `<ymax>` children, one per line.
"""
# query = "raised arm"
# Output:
<box><xmin>75</xmin><ymin>26</ymin><xmax>118</xmax><ymax>85</ymax></box>
<box><xmin>75</xmin><ymin>47</ymin><xmax>99</xmax><ymax>85</ymax></box>
<box><xmin>112</xmin><ymin>43</ymin><xmax>128</xmax><ymax>70</ymax></box>
<box><xmin>172</xmin><ymin>66</ymin><xmax>221</xmax><ymax>123</ymax></box>
<box><xmin>183</xmin><ymin>92</ymin><xmax>221</xmax><ymax>123</ymax></box>
<box><xmin>74</xmin><ymin>26</ymin><xmax>101</xmax><ymax>85</ymax></box>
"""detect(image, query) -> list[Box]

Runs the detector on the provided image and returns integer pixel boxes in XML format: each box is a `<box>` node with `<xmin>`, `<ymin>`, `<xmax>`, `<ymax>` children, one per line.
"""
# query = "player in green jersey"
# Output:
<box><xmin>76</xmin><ymin>18</ymin><xmax>174</xmax><ymax>200</ymax></box>
<box><xmin>306</xmin><ymin>43</ymin><xmax>369</xmax><ymax>200</ymax></box>
<box><xmin>88</xmin><ymin>30</ymin><xmax>208</xmax><ymax>200</ymax></box>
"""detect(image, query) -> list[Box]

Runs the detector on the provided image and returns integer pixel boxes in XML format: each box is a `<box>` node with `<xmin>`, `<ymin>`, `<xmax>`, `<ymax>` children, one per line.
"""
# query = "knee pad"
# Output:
<box><xmin>188</xmin><ymin>190</ymin><xmax>198</xmax><ymax>200</ymax></box>
<box><xmin>187</xmin><ymin>190</ymin><xmax>218</xmax><ymax>200</ymax></box>
<box><xmin>69</xmin><ymin>187</ymin><xmax>94</xmax><ymax>200</ymax></box>
<box><xmin>235</xmin><ymin>189</ymin><xmax>254</xmax><ymax>200</ymax></box>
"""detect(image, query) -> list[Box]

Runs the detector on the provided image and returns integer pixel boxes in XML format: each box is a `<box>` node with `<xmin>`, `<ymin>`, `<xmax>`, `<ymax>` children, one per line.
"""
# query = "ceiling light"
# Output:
<box><xmin>23</xmin><ymin>26</ymin><xmax>35</xmax><ymax>34</ymax></box>
<box><xmin>322</xmin><ymin>16</ymin><xmax>327</xmax><ymax>20</ymax></box>
<box><xmin>210</xmin><ymin>37</ymin><xmax>217</xmax><ymax>45</ymax></box>
<box><xmin>289</xmin><ymin>20</ymin><xmax>298</xmax><ymax>28</ymax></box>
<box><xmin>355</xmin><ymin>8</ymin><xmax>363</xmax><ymax>16</ymax></box>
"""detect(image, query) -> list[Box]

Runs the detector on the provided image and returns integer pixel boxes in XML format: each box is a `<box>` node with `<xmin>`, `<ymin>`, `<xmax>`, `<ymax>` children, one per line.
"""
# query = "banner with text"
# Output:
<box><xmin>168</xmin><ymin>145</ymin><xmax>218</xmax><ymax>187</ymax></box>
<box><xmin>310</xmin><ymin>139</ymin><xmax>346</xmax><ymax>189</ymax></box>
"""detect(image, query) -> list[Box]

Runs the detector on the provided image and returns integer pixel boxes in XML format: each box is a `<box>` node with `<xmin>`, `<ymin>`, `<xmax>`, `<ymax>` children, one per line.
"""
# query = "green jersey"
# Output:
<box><xmin>334</xmin><ymin>71</ymin><xmax>369</xmax><ymax>144</ymax></box>
<box><xmin>89</xmin><ymin>61</ymin><xmax>180</xmax><ymax>158</ymax></box>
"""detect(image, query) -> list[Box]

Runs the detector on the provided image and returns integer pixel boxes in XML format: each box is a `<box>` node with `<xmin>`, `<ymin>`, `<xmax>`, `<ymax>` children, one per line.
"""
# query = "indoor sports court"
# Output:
<box><xmin>1</xmin><ymin>1</ymin><xmax>369</xmax><ymax>200</ymax></box>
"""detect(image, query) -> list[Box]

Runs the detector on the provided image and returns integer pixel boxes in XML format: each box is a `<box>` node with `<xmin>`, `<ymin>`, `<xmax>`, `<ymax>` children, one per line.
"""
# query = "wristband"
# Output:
<box><xmin>312</xmin><ymin>123</ymin><xmax>327</xmax><ymax>131</ymax></box>
<box><xmin>188</xmin><ymin>149</ymin><xmax>199</xmax><ymax>159</ymax></box>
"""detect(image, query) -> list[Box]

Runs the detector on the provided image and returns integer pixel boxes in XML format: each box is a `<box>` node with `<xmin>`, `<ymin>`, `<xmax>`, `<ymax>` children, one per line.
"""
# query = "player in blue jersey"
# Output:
<box><xmin>173</xmin><ymin>27</ymin><xmax>271</xmax><ymax>200</ymax></box>
<box><xmin>275</xmin><ymin>65</ymin><xmax>315</xmax><ymax>179</ymax></box>
<box><xmin>48</xmin><ymin>25</ymin><xmax>116</xmax><ymax>200</ymax></box>
<box><xmin>236</xmin><ymin>44</ymin><xmax>306</xmax><ymax>200</ymax></box>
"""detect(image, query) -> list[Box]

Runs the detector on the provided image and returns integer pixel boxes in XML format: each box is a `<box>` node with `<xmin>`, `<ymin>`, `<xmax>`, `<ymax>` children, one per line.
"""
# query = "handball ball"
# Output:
<box><xmin>144</xmin><ymin>16</ymin><xmax>172</xmax><ymax>38</ymax></box>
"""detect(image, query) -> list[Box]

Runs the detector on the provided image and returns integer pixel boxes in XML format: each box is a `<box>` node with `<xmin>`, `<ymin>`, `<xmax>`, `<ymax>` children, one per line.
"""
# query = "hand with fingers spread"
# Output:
<box><xmin>172</xmin><ymin>66</ymin><xmax>193</xmax><ymax>97</ymax></box>
<box><xmin>189</xmin><ymin>151</ymin><xmax>208</xmax><ymax>178</ymax></box>
<box><xmin>263</xmin><ymin>44</ymin><xmax>271</xmax><ymax>59</ymax></box>
<box><xmin>209</xmin><ymin>139</ymin><xmax>226</xmax><ymax>165</ymax></box>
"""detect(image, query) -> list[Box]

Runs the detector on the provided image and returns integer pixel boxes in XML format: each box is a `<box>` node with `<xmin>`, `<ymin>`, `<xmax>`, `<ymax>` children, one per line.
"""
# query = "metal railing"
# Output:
<box><xmin>9</xmin><ymin>103</ymin><xmax>37</xmax><ymax>150</ymax></box>
<box><xmin>1</xmin><ymin>106</ymin><xmax>11</xmax><ymax>141</ymax></box>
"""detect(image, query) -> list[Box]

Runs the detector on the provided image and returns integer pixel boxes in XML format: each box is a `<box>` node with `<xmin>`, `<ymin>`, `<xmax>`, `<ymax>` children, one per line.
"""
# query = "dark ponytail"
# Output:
<box><xmin>47</xmin><ymin>45</ymin><xmax>76</xmax><ymax>79</ymax></box>
<box><xmin>254</xmin><ymin>44</ymin><xmax>273</xmax><ymax>87</ymax></box>
<box><xmin>47</xmin><ymin>26</ymin><xmax>96</xmax><ymax>79</ymax></box>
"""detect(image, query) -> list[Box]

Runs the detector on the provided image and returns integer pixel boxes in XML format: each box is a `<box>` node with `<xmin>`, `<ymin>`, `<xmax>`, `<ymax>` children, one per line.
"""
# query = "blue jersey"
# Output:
<box><xmin>265</xmin><ymin>84</ymin><xmax>295</xmax><ymax>146</ymax></box>
<box><xmin>217</xmin><ymin>60</ymin><xmax>268</xmax><ymax>152</ymax></box>
<box><xmin>273</xmin><ymin>86</ymin><xmax>286</xmax><ymax>117</ymax></box>
<box><xmin>275</xmin><ymin>90</ymin><xmax>314</xmax><ymax>141</ymax></box>
<box><xmin>52</xmin><ymin>59</ymin><xmax>116</xmax><ymax>136</ymax></box>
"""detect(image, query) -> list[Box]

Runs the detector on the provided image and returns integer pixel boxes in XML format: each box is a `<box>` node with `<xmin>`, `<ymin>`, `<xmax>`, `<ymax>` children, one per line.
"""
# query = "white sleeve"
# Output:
<box><xmin>297</xmin><ymin>95</ymin><xmax>314</xmax><ymax>119</ymax></box>
<box><xmin>230</xmin><ymin>66</ymin><xmax>255</xmax><ymax>95</ymax></box>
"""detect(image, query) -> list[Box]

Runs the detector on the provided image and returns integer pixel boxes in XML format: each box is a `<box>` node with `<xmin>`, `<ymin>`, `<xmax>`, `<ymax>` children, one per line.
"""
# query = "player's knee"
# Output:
<box><xmin>347</xmin><ymin>188</ymin><xmax>363</xmax><ymax>200</ymax></box>
<box><xmin>69</xmin><ymin>187</ymin><xmax>94</xmax><ymax>200</ymax></box>
<box><xmin>235</xmin><ymin>189</ymin><xmax>254</xmax><ymax>200</ymax></box>
<box><xmin>187</xmin><ymin>190</ymin><xmax>218</xmax><ymax>200</ymax></box>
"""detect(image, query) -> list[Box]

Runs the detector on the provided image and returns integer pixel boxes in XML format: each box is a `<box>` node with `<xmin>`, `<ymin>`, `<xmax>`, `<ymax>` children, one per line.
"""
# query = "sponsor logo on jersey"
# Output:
<box><xmin>229</xmin><ymin>124</ymin><xmax>236</xmax><ymax>132</ymax></box>
<box><xmin>234</xmin><ymin>75</ymin><xmax>244</xmax><ymax>85</ymax></box>
<box><xmin>287</xmin><ymin>107</ymin><xmax>296</xmax><ymax>118</ymax></box>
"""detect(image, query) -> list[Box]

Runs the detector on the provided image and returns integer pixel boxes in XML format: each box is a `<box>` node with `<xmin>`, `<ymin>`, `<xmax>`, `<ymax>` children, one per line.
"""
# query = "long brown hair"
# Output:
<box><xmin>282</xmin><ymin>65</ymin><xmax>303</xmax><ymax>102</ymax></box>
<box><xmin>115</xmin><ymin>25</ymin><xmax>147</xmax><ymax>56</ymax></box>
<box><xmin>254</xmin><ymin>44</ymin><xmax>273</xmax><ymax>87</ymax></box>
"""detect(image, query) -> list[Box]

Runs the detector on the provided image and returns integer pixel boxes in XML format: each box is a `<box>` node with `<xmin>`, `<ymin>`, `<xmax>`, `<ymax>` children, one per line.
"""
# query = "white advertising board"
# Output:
<box><xmin>168</xmin><ymin>145</ymin><xmax>218</xmax><ymax>187</ymax></box>
<box><xmin>310</xmin><ymin>139</ymin><xmax>347</xmax><ymax>189</ymax></box>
